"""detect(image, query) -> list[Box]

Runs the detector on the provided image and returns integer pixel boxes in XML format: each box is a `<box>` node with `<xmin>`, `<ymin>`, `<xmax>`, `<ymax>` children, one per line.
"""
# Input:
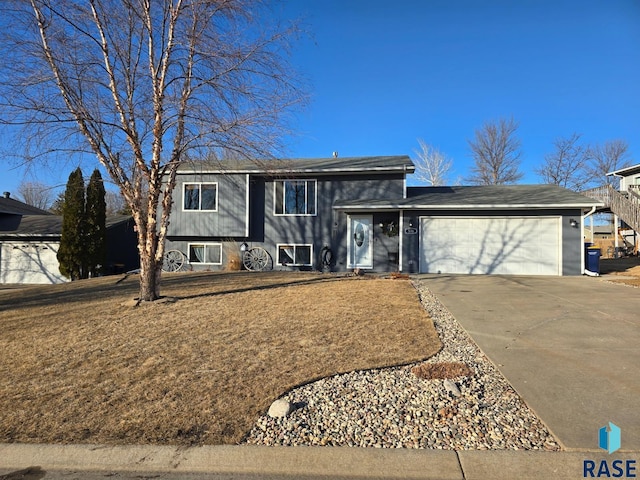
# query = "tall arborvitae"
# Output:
<box><xmin>86</xmin><ymin>169</ymin><xmax>107</xmax><ymax>277</ymax></box>
<box><xmin>57</xmin><ymin>167</ymin><xmax>86</xmax><ymax>280</ymax></box>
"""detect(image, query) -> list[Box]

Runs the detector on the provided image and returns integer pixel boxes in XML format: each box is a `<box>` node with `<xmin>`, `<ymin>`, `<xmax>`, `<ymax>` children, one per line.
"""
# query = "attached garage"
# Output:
<box><xmin>419</xmin><ymin>216</ymin><xmax>561</xmax><ymax>275</ymax></box>
<box><xmin>334</xmin><ymin>184</ymin><xmax>603</xmax><ymax>276</ymax></box>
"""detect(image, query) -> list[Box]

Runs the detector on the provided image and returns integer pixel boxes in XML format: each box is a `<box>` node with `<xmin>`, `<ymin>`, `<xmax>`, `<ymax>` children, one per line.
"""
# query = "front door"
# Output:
<box><xmin>349</xmin><ymin>215</ymin><xmax>373</xmax><ymax>269</ymax></box>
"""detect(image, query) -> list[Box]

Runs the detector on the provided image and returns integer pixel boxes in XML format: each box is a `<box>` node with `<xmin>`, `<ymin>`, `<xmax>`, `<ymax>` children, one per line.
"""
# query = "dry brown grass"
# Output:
<box><xmin>0</xmin><ymin>272</ymin><xmax>440</xmax><ymax>446</ymax></box>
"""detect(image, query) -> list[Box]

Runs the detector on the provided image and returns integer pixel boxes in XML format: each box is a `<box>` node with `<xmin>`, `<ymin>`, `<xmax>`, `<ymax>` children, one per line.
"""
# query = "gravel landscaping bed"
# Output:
<box><xmin>243</xmin><ymin>279</ymin><xmax>561</xmax><ymax>451</ymax></box>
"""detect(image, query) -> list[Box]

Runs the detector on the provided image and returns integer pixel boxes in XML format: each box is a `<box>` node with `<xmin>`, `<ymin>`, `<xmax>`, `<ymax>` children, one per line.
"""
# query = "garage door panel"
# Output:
<box><xmin>1</xmin><ymin>242</ymin><xmax>67</xmax><ymax>284</ymax></box>
<box><xmin>420</xmin><ymin>217</ymin><xmax>560</xmax><ymax>275</ymax></box>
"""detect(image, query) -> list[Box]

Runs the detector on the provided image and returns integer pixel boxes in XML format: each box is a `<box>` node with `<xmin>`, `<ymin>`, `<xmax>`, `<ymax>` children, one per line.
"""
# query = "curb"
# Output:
<box><xmin>1</xmin><ymin>444</ymin><xmax>639</xmax><ymax>479</ymax></box>
<box><xmin>0</xmin><ymin>444</ymin><xmax>460</xmax><ymax>479</ymax></box>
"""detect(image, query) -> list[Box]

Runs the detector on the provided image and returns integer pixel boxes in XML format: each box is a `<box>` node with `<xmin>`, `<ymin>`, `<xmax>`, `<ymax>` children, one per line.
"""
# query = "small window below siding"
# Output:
<box><xmin>277</xmin><ymin>244</ymin><xmax>313</xmax><ymax>267</ymax></box>
<box><xmin>188</xmin><ymin>243</ymin><xmax>222</xmax><ymax>265</ymax></box>
<box><xmin>183</xmin><ymin>183</ymin><xmax>218</xmax><ymax>211</ymax></box>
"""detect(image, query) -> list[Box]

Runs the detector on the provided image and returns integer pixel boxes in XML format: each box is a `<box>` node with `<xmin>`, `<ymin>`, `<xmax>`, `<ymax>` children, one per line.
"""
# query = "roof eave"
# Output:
<box><xmin>177</xmin><ymin>166</ymin><xmax>414</xmax><ymax>175</ymax></box>
<box><xmin>334</xmin><ymin>203</ymin><xmax>604</xmax><ymax>210</ymax></box>
<box><xmin>607</xmin><ymin>164</ymin><xmax>640</xmax><ymax>177</ymax></box>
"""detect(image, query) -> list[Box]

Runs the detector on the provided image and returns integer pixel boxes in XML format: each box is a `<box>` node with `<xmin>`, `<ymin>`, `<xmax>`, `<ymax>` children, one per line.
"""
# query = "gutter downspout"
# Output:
<box><xmin>583</xmin><ymin>206</ymin><xmax>597</xmax><ymax>276</ymax></box>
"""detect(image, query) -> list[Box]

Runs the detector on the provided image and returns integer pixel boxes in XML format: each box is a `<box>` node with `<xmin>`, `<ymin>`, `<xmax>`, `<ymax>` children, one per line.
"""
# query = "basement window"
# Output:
<box><xmin>277</xmin><ymin>244</ymin><xmax>312</xmax><ymax>267</ymax></box>
<box><xmin>188</xmin><ymin>243</ymin><xmax>222</xmax><ymax>265</ymax></box>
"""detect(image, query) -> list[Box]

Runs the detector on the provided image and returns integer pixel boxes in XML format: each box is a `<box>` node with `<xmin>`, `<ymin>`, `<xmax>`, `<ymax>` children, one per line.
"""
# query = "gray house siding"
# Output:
<box><xmin>400</xmin><ymin>209</ymin><xmax>584</xmax><ymax>275</ymax></box>
<box><xmin>164</xmin><ymin>172</ymin><xmax>405</xmax><ymax>272</ymax></box>
<box><xmin>258</xmin><ymin>174</ymin><xmax>404</xmax><ymax>272</ymax></box>
<box><xmin>166</xmin><ymin>173</ymin><xmax>248</xmax><ymax>238</ymax></box>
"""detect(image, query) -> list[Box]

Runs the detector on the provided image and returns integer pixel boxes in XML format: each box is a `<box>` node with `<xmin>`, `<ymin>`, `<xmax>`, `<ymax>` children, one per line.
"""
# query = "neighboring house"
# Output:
<box><xmin>584</xmin><ymin>225</ymin><xmax>614</xmax><ymax>240</ymax></box>
<box><xmin>607</xmin><ymin>164</ymin><xmax>640</xmax><ymax>193</ymax></box>
<box><xmin>582</xmin><ymin>164</ymin><xmax>640</xmax><ymax>255</ymax></box>
<box><xmin>0</xmin><ymin>192</ymin><xmax>139</xmax><ymax>284</ymax></box>
<box><xmin>163</xmin><ymin>156</ymin><xmax>602</xmax><ymax>276</ymax></box>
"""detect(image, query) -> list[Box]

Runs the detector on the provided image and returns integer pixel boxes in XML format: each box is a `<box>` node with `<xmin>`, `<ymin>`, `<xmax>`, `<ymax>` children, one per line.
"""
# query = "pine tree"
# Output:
<box><xmin>57</xmin><ymin>168</ymin><xmax>86</xmax><ymax>280</ymax></box>
<box><xmin>86</xmin><ymin>169</ymin><xmax>107</xmax><ymax>277</ymax></box>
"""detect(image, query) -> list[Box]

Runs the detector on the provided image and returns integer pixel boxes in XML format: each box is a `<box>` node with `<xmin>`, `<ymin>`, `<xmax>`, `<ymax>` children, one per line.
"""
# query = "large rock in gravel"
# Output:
<box><xmin>444</xmin><ymin>379</ymin><xmax>461</xmax><ymax>397</ymax></box>
<box><xmin>268</xmin><ymin>399</ymin><xmax>293</xmax><ymax>418</ymax></box>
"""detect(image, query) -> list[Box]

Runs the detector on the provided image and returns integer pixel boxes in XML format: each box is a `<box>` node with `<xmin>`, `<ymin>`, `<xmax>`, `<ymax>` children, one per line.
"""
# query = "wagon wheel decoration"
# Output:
<box><xmin>162</xmin><ymin>250</ymin><xmax>186</xmax><ymax>272</ymax></box>
<box><xmin>242</xmin><ymin>247</ymin><xmax>272</xmax><ymax>272</ymax></box>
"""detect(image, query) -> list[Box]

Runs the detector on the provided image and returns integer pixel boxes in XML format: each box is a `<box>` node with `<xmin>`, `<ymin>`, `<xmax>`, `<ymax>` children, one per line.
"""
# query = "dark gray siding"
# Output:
<box><xmin>401</xmin><ymin>209</ymin><xmax>584</xmax><ymax>275</ymax></box>
<box><xmin>105</xmin><ymin>218</ymin><xmax>139</xmax><ymax>274</ymax></box>
<box><xmin>260</xmin><ymin>174</ymin><xmax>404</xmax><ymax>271</ymax></box>
<box><xmin>166</xmin><ymin>173</ymin><xmax>248</xmax><ymax>238</ymax></box>
<box><xmin>165</xmin><ymin>173</ymin><xmax>406</xmax><ymax>272</ymax></box>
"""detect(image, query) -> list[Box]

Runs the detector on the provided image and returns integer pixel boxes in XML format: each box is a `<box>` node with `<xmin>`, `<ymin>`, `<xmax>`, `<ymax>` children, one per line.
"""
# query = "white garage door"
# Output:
<box><xmin>0</xmin><ymin>242</ymin><xmax>67</xmax><ymax>284</ymax></box>
<box><xmin>419</xmin><ymin>216</ymin><xmax>561</xmax><ymax>275</ymax></box>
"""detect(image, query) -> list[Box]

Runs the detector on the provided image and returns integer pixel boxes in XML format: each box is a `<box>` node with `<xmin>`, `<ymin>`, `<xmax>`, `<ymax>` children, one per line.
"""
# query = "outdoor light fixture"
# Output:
<box><xmin>240</xmin><ymin>242</ymin><xmax>248</xmax><ymax>252</ymax></box>
<box><xmin>569</xmin><ymin>218</ymin><xmax>579</xmax><ymax>228</ymax></box>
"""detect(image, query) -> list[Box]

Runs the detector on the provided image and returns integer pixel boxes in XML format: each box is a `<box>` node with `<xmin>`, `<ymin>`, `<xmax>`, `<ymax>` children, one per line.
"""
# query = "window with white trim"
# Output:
<box><xmin>274</xmin><ymin>180</ymin><xmax>317</xmax><ymax>216</ymax></box>
<box><xmin>277</xmin><ymin>244</ymin><xmax>313</xmax><ymax>267</ymax></box>
<box><xmin>183</xmin><ymin>183</ymin><xmax>218</xmax><ymax>211</ymax></box>
<box><xmin>188</xmin><ymin>243</ymin><xmax>222</xmax><ymax>265</ymax></box>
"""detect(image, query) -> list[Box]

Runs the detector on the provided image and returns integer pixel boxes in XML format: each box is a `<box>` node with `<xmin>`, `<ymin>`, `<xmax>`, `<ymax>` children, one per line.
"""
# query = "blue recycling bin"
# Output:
<box><xmin>586</xmin><ymin>247</ymin><xmax>601</xmax><ymax>274</ymax></box>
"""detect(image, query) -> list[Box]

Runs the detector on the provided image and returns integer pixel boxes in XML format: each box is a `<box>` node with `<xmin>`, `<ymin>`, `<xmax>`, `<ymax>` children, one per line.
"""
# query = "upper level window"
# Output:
<box><xmin>274</xmin><ymin>180</ymin><xmax>317</xmax><ymax>216</ymax></box>
<box><xmin>184</xmin><ymin>183</ymin><xmax>217</xmax><ymax>211</ymax></box>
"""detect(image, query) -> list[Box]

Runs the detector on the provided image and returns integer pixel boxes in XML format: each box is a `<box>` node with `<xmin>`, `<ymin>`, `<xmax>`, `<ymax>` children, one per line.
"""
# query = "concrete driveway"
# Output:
<box><xmin>421</xmin><ymin>275</ymin><xmax>640</xmax><ymax>452</ymax></box>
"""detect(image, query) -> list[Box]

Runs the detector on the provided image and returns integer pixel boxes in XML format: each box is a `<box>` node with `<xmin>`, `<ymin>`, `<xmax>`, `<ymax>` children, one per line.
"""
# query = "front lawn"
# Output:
<box><xmin>0</xmin><ymin>272</ymin><xmax>440</xmax><ymax>445</ymax></box>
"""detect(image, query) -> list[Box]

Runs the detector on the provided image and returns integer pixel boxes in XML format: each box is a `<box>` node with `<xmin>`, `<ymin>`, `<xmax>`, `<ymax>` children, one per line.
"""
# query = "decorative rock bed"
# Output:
<box><xmin>243</xmin><ymin>279</ymin><xmax>560</xmax><ymax>451</ymax></box>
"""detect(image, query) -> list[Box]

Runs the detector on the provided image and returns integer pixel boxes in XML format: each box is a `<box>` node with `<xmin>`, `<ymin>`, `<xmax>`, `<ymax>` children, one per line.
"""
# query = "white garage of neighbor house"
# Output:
<box><xmin>335</xmin><ymin>184</ymin><xmax>603</xmax><ymax>276</ymax></box>
<box><xmin>0</xmin><ymin>240</ymin><xmax>66</xmax><ymax>284</ymax></box>
<box><xmin>0</xmin><ymin>213</ymin><xmax>140</xmax><ymax>284</ymax></box>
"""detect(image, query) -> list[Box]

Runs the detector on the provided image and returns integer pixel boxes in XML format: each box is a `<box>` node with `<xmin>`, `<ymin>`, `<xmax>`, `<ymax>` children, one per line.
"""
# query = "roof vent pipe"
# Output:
<box><xmin>3</xmin><ymin>192</ymin><xmax>9</xmax><ymax>198</ymax></box>
<box><xmin>332</xmin><ymin>151</ymin><xmax>338</xmax><ymax>158</ymax></box>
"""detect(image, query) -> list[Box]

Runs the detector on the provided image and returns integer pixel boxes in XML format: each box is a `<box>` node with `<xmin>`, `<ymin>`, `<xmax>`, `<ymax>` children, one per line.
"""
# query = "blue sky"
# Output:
<box><xmin>278</xmin><ymin>0</ymin><xmax>640</xmax><ymax>185</ymax></box>
<box><xmin>3</xmin><ymin>0</ymin><xmax>640</xmax><ymax>196</ymax></box>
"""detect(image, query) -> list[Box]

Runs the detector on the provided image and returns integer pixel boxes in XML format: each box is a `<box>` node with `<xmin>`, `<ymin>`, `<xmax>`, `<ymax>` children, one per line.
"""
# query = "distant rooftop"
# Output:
<box><xmin>0</xmin><ymin>215</ymin><xmax>133</xmax><ymax>237</ymax></box>
<box><xmin>0</xmin><ymin>192</ymin><xmax>52</xmax><ymax>216</ymax></box>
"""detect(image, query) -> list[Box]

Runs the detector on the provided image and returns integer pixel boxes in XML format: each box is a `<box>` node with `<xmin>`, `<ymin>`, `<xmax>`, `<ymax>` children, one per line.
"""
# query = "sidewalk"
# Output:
<box><xmin>1</xmin><ymin>443</ymin><xmax>637</xmax><ymax>479</ymax></box>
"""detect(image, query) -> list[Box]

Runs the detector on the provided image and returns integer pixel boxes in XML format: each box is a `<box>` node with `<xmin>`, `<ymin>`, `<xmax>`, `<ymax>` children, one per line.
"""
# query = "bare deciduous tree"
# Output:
<box><xmin>413</xmin><ymin>139</ymin><xmax>452</xmax><ymax>186</ymax></box>
<box><xmin>467</xmin><ymin>117</ymin><xmax>523</xmax><ymax>185</ymax></box>
<box><xmin>587</xmin><ymin>139</ymin><xmax>632</xmax><ymax>188</ymax></box>
<box><xmin>16</xmin><ymin>180</ymin><xmax>54</xmax><ymax>210</ymax></box>
<box><xmin>105</xmin><ymin>190</ymin><xmax>130</xmax><ymax>216</ymax></box>
<box><xmin>535</xmin><ymin>133</ymin><xmax>592</xmax><ymax>191</ymax></box>
<box><xmin>0</xmin><ymin>0</ymin><xmax>304</xmax><ymax>300</ymax></box>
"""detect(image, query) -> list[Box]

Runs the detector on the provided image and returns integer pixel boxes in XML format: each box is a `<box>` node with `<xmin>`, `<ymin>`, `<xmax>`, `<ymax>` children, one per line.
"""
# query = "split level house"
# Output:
<box><xmin>162</xmin><ymin>155</ymin><xmax>603</xmax><ymax>276</ymax></box>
